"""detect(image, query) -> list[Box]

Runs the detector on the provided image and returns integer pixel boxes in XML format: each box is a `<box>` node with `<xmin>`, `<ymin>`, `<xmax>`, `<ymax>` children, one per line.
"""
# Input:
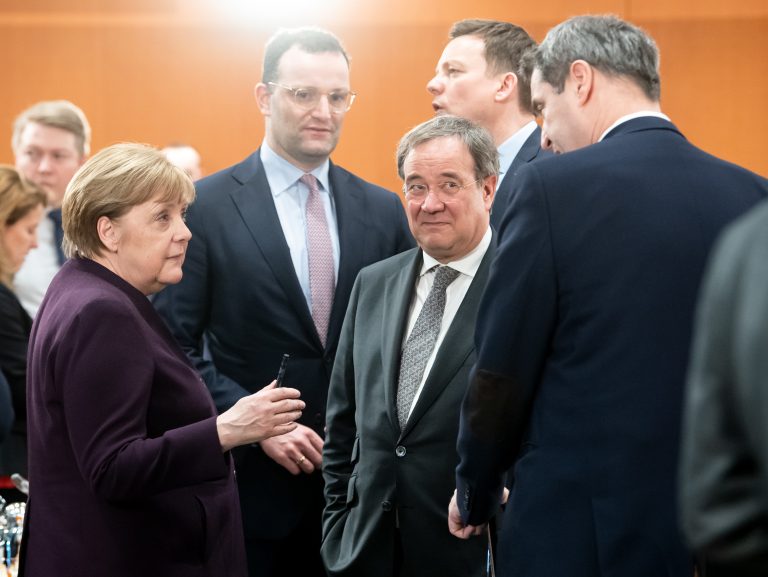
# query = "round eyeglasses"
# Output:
<box><xmin>268</xmin><ymin>82</ymin><xmax>357</xmax><ymax>113</ymax></box>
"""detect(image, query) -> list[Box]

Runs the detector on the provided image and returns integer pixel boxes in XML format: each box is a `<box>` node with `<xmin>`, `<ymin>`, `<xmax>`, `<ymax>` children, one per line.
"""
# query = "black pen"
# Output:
<box><xmin>275</xmin><ymin>354</ymin><xmax>290</xmax><ymax>387</ymax></box>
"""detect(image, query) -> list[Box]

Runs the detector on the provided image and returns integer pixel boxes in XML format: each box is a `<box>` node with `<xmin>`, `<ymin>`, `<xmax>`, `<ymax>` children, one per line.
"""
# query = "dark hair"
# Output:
<box><xmin>450</xmin><ymin>19</ymin><xmax>538</xmax><ymax>114</ymax></box>
<box><xmin>262</xmin><ymin>27</ymin><xmax>349</xmax><ymax>84</ymax></box>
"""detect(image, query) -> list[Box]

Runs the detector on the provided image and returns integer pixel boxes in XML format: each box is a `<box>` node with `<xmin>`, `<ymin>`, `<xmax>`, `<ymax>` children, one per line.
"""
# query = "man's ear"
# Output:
<box><xmin>96</xmin><ymin>215</ymin><xmax>118</xmax><ymax>253</ymax></box>
<box><xmin>482</xmin><ymin>175</ymin><xmax>497</xmax><ymax>210</ymax></box>
<box><xmin>255</xmin><ymin>83</ymin><xmax>272</xmax><ymax>116</ymax></box>
<box><xmin>570</xmin><ymin>59</ymin><xmax>594</xmax><ymax>105</ymax></box>
<box><xmin>494</xmin><ymin>72</ymin><xmax>518</xmax><ymax>103</ymax></box>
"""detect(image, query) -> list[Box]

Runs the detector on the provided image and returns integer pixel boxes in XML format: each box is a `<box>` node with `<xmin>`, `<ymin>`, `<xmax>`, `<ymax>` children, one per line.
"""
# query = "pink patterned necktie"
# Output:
<box><xmin>301</xmin><ymin>173</ymin><xmax>335</xmax><ymax>347</ymax></box>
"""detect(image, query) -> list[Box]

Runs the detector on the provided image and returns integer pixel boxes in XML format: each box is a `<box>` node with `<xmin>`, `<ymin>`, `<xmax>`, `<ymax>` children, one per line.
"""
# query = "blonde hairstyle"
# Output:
<box><xmin>62</xmin><ymin>143</ymin><xmax>195</xmax><ymax>259</ymax></box>
<box><xmin>12</xmin><ymin>100</ymin><xmax>91</xmax><ymax>158</ymax></box>
<box><xmin>0</xmin><ymin>165</ymin><xmax>48</xmax><ymax>287</ymax></box>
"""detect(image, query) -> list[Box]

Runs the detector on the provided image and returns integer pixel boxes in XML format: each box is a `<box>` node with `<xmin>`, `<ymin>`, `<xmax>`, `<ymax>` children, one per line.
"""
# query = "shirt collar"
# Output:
<box><xmin>260</xmin><ymin>140</ymin><xmax>331</xmax><ymax>196</ymax></box>
<box><xmin>598</xmin><ymin>111</ymin><xmax>671</xmax><ymax>142</ymax></box>
<box><xmin>497</xmin><ymin>120</ymin><xmax>538</xmax><ymax>180</ymax></box>
<box><xmin>420</xmin><ymin>226</ymin><xmax>492</xmax><ymax>279</ymax></box>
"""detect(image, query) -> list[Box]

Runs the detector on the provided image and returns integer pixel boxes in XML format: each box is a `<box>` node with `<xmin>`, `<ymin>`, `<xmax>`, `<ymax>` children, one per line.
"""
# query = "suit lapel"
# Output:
<box><xmin>399</xmin><ymin>239</ymin><xmax>497</xmax><ymax>440</ymax></box>
<box><xmin>327</xmin><ymin>164</ymin><xmax>366</xmax><ymax>351</ymax></box>
<box><xmin>501</xmin><ymin>126</ymin><xmax>542</xmax><ymax>190</ymax></box>
<box><xmin>382</xmin><ymin>250</ymin><xmax>423</xmax><ymax>437</ymax></box>
<box><xmin>228</xmin><ymin>152</ymin><xmax>318</xmax><ymax>342</ymax></box>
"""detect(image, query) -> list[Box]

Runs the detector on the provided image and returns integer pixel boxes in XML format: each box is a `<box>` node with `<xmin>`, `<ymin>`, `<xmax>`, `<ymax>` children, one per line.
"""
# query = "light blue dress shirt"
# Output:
<box><xmin>260</xmin><ymin>142</ymin><xmax>341</xmax><ymax>310</ymax></box>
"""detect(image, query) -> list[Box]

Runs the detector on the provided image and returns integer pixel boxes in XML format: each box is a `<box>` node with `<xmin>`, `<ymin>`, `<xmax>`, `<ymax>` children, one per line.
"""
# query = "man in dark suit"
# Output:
<box><xmin>448</xmin><ymin>15</ymin><xmax>768</xmax><ymax>577</ymax></box>
<box><xmin>427</xmin><ymin>19</ymin><xmax>549</xmax><ymax>230</ymax></box>
<box><xmin>154</xmin><ymin>27</ymin><xmax>413</xmax><ymax>577</ymax></box>
<box><xmin>680</xmin><ymin>199</ymin><xmax>768</xmax><ymax>577</ymax></box>
<box><xmin>322</xmin><ymin>115</ymin><xmax>498</xmax><ymax>577</ymax></box>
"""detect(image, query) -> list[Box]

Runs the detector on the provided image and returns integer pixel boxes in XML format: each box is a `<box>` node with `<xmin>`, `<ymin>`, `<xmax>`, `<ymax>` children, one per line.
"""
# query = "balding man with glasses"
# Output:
<box><xmin>154</xmin><ymin>27</ymin><xmax>413</xmax><ymax>577</ymax></box>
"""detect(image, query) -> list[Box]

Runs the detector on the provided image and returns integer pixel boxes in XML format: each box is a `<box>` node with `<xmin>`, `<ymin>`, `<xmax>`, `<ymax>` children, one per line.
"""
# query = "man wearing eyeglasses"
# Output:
<box><xmin>154</xmin><ymin>27</ymin><xmax>413</xmax><ymax>577</ymax></box>
<box><xmin>428</xmin><ymin>19</ymin><xmax>550</xmax><ymax>230</ymax></box>
<box><xmin>322</xmin><ymin>115</ymin><xmax>497</xmax><ymax>577</ymax></box>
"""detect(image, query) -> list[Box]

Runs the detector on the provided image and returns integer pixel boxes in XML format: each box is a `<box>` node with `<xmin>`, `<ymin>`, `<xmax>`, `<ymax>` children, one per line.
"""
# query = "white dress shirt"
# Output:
<box><xmin>260</xmin><ymin>142</ymin><xmax>340</xmax><ymax>310</ymax></box>
<box><xmin>13</xmin><ymin>210</ymin><xmax>60</xmax><ymax>318</ymax></box>
<box><xmin>401</xmin><ymin>227</ymin><xmax>492</xmax><ymax>419</ymax></box>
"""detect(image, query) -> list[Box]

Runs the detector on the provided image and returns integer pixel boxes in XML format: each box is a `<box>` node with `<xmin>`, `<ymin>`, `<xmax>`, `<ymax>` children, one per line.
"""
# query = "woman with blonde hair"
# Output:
<box><xmin>21</xmin><ymin>144</ymin><xmax>304</xmax><ymax>576</ymax></box>
<box><xmin>0</xmin><ymin>166</ymin><xmax>46</xmax><ymax>495</ymax></box>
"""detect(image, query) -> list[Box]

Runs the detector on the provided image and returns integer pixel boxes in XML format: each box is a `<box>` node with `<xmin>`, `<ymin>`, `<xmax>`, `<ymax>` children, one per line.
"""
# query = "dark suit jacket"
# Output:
<box><xmin>20</xmin><ymin>259</ymin><xmax>246</xmax><ymax>577</ymax></box>
<box><xmin>0</xmin><ymin>283</ymin><xmax>32</xmax><ymax>476</ymax></box>
<box><xmin>322</xmin><ymin>240</ymin><xmax>495</xmax><ymax>577</ymax></box>
<box><xmin>490</xmin><ymin>126</ymin><xmax>550</xmax><ymax>231</ymax></box>
<box><xmin>680</xmin><ymin>199</ymin><xmax>768</xmax><ymax>577</ymax></box>
<box><xmin>455</xmin><ymin>117</ymin><xmax>768</xmax><ymax>577</ymax></box>
<box><xmin>153</xmin><ymin>150</ymin><xmax>414</xmax><ymax>540</ymax></box>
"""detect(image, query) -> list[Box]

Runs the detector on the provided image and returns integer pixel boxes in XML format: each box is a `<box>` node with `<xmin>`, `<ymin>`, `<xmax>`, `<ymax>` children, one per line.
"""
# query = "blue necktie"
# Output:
<box><xmin>48</xmin><ymin>208</ymin><xmax>66</xmax><ymax>266</ymax></box>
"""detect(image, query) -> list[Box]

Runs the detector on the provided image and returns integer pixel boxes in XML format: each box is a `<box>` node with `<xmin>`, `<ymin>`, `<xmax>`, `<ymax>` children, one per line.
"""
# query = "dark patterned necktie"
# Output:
<box><xmin>396</xmin><ymin>265</ymin><xmax>460</xmax><ymax>428</ymax></box>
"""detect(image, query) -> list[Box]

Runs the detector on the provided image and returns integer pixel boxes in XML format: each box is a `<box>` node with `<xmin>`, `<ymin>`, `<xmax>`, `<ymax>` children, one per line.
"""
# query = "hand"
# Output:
<box><xmin>217</xmin><ymin>381</ymin><xmax>303</xmax><ymax>452</ymax></box>
<box><xmin>260</xmin><ymin>423</ymin><xmax>324</xmax><ymax>475</ymax></box>
<box><xmin>448</xmin><ymin>490</ymin><xmax>485</xmax><ymax>539</ymax></box>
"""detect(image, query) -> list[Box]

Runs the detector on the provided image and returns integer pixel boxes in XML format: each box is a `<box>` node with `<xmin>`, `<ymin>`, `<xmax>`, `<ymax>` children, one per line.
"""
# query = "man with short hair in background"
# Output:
<box><xmin>12</xmin><ymin>100</ymin><xmax>90</xmax><ymax>317</ymax></box>
<box><xmin>449</xmin><ymin>15</ymin><xmax>768</xmax><ymax>577</ymax></box>
<box><xmin>154</xmin><ymin>27</ymin><xmax>413</xmax><ymax>577</ymax></box>
<box><xmin>428</xmin><ymin>19</ymin><xmax>549</xmax><ymax>229</ymax></box>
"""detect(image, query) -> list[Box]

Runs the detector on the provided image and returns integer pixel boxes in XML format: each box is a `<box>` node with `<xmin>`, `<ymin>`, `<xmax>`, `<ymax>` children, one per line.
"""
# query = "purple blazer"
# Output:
<box><xmin>19</xmin><ymin>258</ymin><xmax>247</xmax><ymax>577</ymax></box>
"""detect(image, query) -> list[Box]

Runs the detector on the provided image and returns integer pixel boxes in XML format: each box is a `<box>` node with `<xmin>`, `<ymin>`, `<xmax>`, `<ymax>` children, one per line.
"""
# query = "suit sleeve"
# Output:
<box><xmin>391</xmin><ymin>193</ymin><xmax>416</xmax><ymax>254</ymax></box>
<box><xmin>322</xmin><ymin>273</ymin><xmax>363</xmax><ymax>542</ymax></box>
<box><xmin>0</xmin><ymin>289</ymin><xmax>29</xmax><ymax>420</ymax></box>
<box><xmin>154</xmin><ymin>200</ymin><xmax>250</xmax><ymax>412</ymax></box>
<box><xmin>58</xmin><ymin>298</ymin><xmax>229</xmax><ymax>501</ymax></box>
<box><xmin>0</xmin><ymin>370</ymin><xmax>12</xmax><ymax>442</ymax></box>
<box><xmin>456</xmin><ymin>164</ymin><xmax>558</xmax><ymax>525</ymax></box>
<box><xmin>680</xmin><ymin>222</ymin><xmax>768</xmax><ymax>571</ymax></box>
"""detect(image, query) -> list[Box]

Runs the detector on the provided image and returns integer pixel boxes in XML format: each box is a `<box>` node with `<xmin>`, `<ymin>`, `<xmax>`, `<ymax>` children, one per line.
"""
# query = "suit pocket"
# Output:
<box><xmin>345</xmin><ymin>473</ymin><xmax>358</xmax><ymax>508</ymax></box>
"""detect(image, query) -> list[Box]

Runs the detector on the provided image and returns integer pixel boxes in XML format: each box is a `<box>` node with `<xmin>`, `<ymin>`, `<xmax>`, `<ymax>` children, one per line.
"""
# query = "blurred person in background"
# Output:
<box><xmin>20</xmin><ymin>143</ymin><xmax>304</xmax><ymax>577</ymax></box>
<box><xmin>161</xmin><ymin>143</ymin><xmax>203</xmax><ymax>181</ymax></box>
<box><xmin>12</xmin><ymin>100</ymin><xmax>90</xmax><ymax>317</ymax></box>
<box><xmin>0</xmin><ymin>166</ymin><xmax>46</xmax><ymax>501</ymax></box>
<box><xmin>680</xmin><ymin>198</ymin><xmax>768</xmax><ymax>577</ymax></box>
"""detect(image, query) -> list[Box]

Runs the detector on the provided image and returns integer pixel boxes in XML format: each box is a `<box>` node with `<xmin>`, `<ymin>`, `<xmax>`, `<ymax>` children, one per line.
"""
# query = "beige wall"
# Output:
<box><xmin>2</xmin><ymin>0</ymin><xmax>766</xmax><ymax>194</ymax></box>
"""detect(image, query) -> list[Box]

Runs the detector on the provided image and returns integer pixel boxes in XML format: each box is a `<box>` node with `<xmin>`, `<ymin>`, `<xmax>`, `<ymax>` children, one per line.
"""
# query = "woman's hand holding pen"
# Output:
<box><xmin>216</xmin><ymin>382</ymin><xmax>304</xmax><ymax>452</ymax></box>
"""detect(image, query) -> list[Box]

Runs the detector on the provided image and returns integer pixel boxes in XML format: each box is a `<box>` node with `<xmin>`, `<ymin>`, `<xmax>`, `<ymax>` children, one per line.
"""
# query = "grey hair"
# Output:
<box><xmin>396</xmin><ymin>115</ymin><xmax>499</xmax><ymax>181</ymax></box>
<box><xmin>535</xmin><ymin>15</ymin><xmax>660</xmax><ymax>101</ymax></box>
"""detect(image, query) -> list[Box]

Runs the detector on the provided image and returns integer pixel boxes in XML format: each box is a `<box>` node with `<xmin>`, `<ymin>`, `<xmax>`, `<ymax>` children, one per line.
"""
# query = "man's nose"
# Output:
<box><xmin>37</xmin><ymin>154</ymin><xmax>53</xmax><ymax>172</ymax></box>
<box><xmin>311</xmin><ymin>95</ymin><xmax>333</xmax><ymax>119</ymax></box>
<box><xmin>420</xmin><ymin>190</ymin><xmax>444</xmax><ymax>213</ymax></box>
<box><xmin>541</xmin><ymin>130</ymin><xmax>553</xmax><ymax>151</ymax></box>
<box><xmin>426</xmin><ymin>75</ymin><xmax>442</xmax><ymax>95</ymax></box>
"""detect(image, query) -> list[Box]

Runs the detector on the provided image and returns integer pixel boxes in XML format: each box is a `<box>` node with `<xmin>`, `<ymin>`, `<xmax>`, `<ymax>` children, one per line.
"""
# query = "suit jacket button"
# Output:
<box><xmin>382</xmin><ymin>500</ymin><xmax>393</xmax><ymax>512</ymax></box>
<box><xmin>314</xmin><ymin>412</ymin><xmax>323</xmax><ymax>426</ymax></box>
<box><xmin>395</xmin><ymin>446</ymin><xmax>406</xmax><ymax>457</ymax></box>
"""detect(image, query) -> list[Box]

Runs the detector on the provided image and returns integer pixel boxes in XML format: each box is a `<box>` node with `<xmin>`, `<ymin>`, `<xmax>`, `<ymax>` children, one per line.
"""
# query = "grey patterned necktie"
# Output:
<box><xmin>396</xmin><ymin>265</ymin><xmax>460</xmax><ymax>429</ymax></box>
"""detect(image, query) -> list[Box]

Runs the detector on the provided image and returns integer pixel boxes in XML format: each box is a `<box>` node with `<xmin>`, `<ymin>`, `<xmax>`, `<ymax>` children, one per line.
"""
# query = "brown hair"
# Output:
<box><xmin>0</xmin><ymin>165</ymin><xmax>48</xmax><ymax>286</ymax></box>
